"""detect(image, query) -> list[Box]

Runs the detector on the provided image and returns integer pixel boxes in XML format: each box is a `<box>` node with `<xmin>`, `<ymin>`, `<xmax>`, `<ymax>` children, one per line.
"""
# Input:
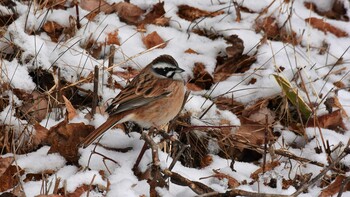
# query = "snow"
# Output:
<box><xmin>1</xmin><ymin>0</ymin><xmax>350</xmax><ymax>196</ymax></box>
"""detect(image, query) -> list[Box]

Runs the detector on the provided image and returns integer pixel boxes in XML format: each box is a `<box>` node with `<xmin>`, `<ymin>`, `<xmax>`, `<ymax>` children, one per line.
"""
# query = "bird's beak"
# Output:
<box><xmin>175</xmin><ymin>67</ymin><xmax>185</xmax><ymax>73</ymax></box>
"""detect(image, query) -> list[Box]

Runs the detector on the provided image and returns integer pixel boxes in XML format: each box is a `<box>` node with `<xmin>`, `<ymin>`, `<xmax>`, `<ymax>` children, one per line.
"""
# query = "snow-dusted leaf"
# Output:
<box><xmin>305</xmin><ymin>17</ymin><xmax>348</xmax><ymax>37</ymax></box>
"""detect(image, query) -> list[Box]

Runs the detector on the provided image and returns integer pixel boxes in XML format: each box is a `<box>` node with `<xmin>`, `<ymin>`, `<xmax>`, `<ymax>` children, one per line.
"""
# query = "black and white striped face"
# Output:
<box><xmin>150</xmin><ymin>55</ymin><xmax>184</xmax><ymax>80</ymax></box>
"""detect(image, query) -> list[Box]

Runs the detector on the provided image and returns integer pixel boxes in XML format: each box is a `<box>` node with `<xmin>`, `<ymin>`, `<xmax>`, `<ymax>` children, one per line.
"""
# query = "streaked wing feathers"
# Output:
<box><xmin>106</xmin><ymin>70</ymin><xmax>173</xmax><ymax>116</ymax></box>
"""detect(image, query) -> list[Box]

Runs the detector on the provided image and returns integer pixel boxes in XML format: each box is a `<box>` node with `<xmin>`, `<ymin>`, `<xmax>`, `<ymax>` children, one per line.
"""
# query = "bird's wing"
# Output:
<box><xmin>106</xmin><ymin>72</ymin><xmax>174</xmax><ymax>116</ymax></box>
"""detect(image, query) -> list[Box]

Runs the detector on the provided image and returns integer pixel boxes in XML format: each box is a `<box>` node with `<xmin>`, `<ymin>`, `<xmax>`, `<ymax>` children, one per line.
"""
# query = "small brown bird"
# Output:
<box><xmin>81</xmin><ymin>55</ymin><xmax>186</xmax><ymax>148</ymax></box>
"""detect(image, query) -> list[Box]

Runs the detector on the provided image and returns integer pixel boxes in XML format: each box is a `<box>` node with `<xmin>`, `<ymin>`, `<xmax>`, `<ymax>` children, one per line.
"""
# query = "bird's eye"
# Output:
<box><xmin>153</xmin><ymin>66</ymin><xmax>176</xmax><ymax>78</ymax></box>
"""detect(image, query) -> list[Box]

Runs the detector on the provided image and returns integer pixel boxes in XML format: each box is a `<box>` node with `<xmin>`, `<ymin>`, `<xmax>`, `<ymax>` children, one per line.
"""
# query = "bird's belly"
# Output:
<box><xmin>132</xmin><ymin>84</ymin><xmax>185</xmax><ymax>128</ymax></box>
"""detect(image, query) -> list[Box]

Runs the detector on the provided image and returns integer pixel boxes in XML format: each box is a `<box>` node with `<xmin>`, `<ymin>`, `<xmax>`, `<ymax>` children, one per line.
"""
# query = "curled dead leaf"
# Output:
<box><xmin>62</xmin><ymin>95</ymin><xmax>77</xmax><ymax>121</ymax></box>
<box><xmin>177</xmin><ymin>5</ymin><xmax>224</xmax><ymax>21</ymax></box>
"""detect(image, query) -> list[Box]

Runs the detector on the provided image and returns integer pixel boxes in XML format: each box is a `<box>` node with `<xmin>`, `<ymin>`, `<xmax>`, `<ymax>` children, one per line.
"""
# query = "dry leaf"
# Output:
<box><xmin>0</xmin><ymin>165</ymin><xmax>24</xmax><ymax>192</ymax></box>
<box><xmin>305</xmin><ymin>17</ymin><xmax>348</xmax><ymax>37</ymax></box>
<box><xmin>320</xmin><ymin>175</ymin><xmax>350</xmax><ymax>197</ymax></box>
<box><xmin>304</xmin><ymin>1</ymin><xmax>349</xmax><ymax>21</ymax></box>
<box><xmin>250</xmin><ymin>161</ymin><xmax>280</xmax><ymax>180</ymax></box>
<box><xmin>215</xmin><ymin>96</ymin><xmax>245</xmax><ymax>115</ymax></box>
<box><xmin>142</xmin><ymin>31</ymin><xmax>166</xmax><ymax>49</ymax></box>
<box><xmin>200</xmin><ymin>155</ymin><xmax>213</xmax><ymax>168</ymax></box>
<box><xmin>48</xmin><ymin>120</ymin><xmax>94</xmax><ymax>164</ymax></box>
<box><xmin>80</xmin><ymin>0</ymin><xmax>113</xmax><ymax>13</ymax></box>
<box><xmin>184</xmin><ymin>48</ymin><xmax>199</xmax><ymax>54</ymax></box>
<box><xmin>42</xmin><ymin>21</ymin><xmax>64</xmax><ymax>42</ymax></box>
<box><xmin>187</xmin><ymin>63</ymin><xmax>214</xmax><ymax>91</ymax></box>
<box><xmin>214</xmin><ymin>35</ymin><xmax>256</xmax><ymax>82</ymax></box>
<box><xmin>139</xmin><ymin>2</ymin><xmax>168</xmax><ymax>27</ymax></box>
<box><xmin>256</xmin><ymin>17</ymin><xmax>299</xmax><ymax>45</ymax></box>
<box><xmin>32</xmin><ymin>123</ymin><xmax>49</xmax><ymax>147</ymax></box>
<box><xmin>235</xmin><ymin>117</ymin><xmax>275</xmax><ymax>149</ymax></box>
<box><xmin>106</xmin><ymin>30</ymin><xmax>120</xmax><ymax>45</ymax></box>
<box><xmin>0</xmin><ymin>156</ymin><xmax>14</xmax><ymax>176</ymax></box>
<box><xmin>16</xmin><ymin>90</ymin><xmax>49</xmax><ymax>123</ymax></box>
<box><xmin>201</xmin><ymin>169</ymin><xmax>240</xmax><ymax>189</ymax></box>
<box><xmin>113</xmin><ymin>2</ymin><xmax>144</xmax><ymax>25</ymax></box>
<box><xmin>307</xmin><ymin>109</ymin><xmax>347</xmax><ymax>132</ymax></box>
<box><xmin>63</xmin><ymin>95</ymin><xmax>78</xmax><ymax>121</ymax></box>
<box><xmin>177</xmin><ymin>5</ymin><xmax>224</xmax><ymax>21</ymax></box>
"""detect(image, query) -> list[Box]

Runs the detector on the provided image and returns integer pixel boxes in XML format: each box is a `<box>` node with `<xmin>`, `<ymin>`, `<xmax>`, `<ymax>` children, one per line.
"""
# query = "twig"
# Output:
<box><xmin>141</xmin><ymin>131</ymin><xmax>166</xmax><ymax>197</ymax></box>
<box><xmin>133</xmin><ymin>141</ymin><xmax>148</xmax><ymax>171</ymax></box>
<box><xmin>91</xmin><ymin>65</ymin><xmax>99</xmax><ymax>116</ymax></box>
<box><xmin>107</xmin><ymin>45</ymin><xmax>116</xmax><ymax>88</ymax></box>
<box><xmin>196</xmin><ymin>189</ymin><xmax>291</xmax><ymax>197</ymax></box>
<box><xmin>292</xmin><ymin>141</ymin><xmax>350</xmax><ymax>197</ymax></box>
<box><xmin>168</xmin><ymin>144</ymin><xmax>189</xmax><ymax>171</ymax></box>
<box><xmin>162</xmin><ymin>169</ymin><xmax>214</xmax><ymax>195</ymax></box>
<box><xmin>74</xmin><ymin>0</ymin><xmax>81</xmax><ymax>29</ymax></box>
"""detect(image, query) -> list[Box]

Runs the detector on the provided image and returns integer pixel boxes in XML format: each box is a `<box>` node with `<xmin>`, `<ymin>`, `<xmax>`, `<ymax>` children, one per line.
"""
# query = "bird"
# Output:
<box><xmin>81</xmin><ymin>55</ymin><xmax>186</xmax><ymax>148</ymax></box>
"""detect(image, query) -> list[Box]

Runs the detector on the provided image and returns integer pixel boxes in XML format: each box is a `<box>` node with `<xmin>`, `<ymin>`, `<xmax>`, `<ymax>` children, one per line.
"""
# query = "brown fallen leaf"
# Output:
<box><xmin>304</xmin><ymin>1</ymin><xmax>349</xmax><ymax>21</ymax></box>
<box><xmin>214</xmin><ymin>35</ymin><xmax>256</xmax><ymax>82</ymax></box>
<box><xmin>234</xmin><ymin>117</ymin><xmax>275</xmax><ymax>149</ymax></box>
<box><xmin>80</xmin><ymin>0</ymin><xmax>113</xmax><ymax>13</ymax></box>
<box><xmin>48</xmin><ymin>120</ymin><xmax>94</xmax><ymax>164</ymax></box>
<box><xmin>250</xmin><ymin>161</ymin><xmax>280</xmax><ymax>180</ymax></box>
<box><xmin>214</xmin><ymin>96</ymin><xmax>245</xmax><ymax>115</ymax></box>
<box><xmin>106</xmin><ymin>30</ymin><xmax>120</xmax><ymax>45</ymax></box>
<box><xmin>320</xmin><ymin>175</ymin><xmax>350</xmax><ymax>197</ymax></box>
<box><xmin>177</xmin><ymin>5</ymin><xmax>224</xmax><ymax>21</ymax></box>
<box><xmin>307</xmin><ymin>109</ymin><xmax>347</xmax><ymax>132</ymax></box>
<box><xmin>0</xmin><ymin>156</ymin><xmax>14</xmax><ymax>176</ymax></box>
<box><xmin>138</xmin><ymin>2</ymin><xmax>169</xmax><ymax>27</ymax></box>
<box><xmin>142</xmin><ymin>31</ymin><xmax>166</xmax><ymax>49</ymax></box>
<box><xmin>201</xmin><ymin>169</ymin><xmax>240</xmax><ymax>189</ymax></box>
<box><xmin>200</xmin><ymin>155</ymin><xmax>213</xmax><ymax>168</ymax></box>
<box><xmin>0</xmin><ymin>165</ymin><xmax>24</xmax><ymax>192</ymax></box>
<box><xmin>255</xmin><ymin>17</ymin><xmax>300</xmax><ymax>45</ymax></box>
<box><xmin>15</xmin><ymin>90</ymin><xmax>49</xmax><ymax>123</ymax></box>
<box><xmin>305</xmin><ymin>17</ymin><xmax>348</xmax><ymax>37</ymax></box>
<box><xmin>62</xmin><ymin>95</ymin><xmax>78</xmax><ymax>121</ymax></box>
<box><xmin>184</xmin><ymin>48</ymin><xmax>199</xmax><ymax>54</ymax></box>
<box><xmin>32</xmin><ymin>123</ymin><xmax>49</xmax><ymax>147</ymax></box>
<box><xmin>187</xmin><ymin>62</ymin><xmax>214</xmax><ymax>91</ymax></box>
<box><xmin>42</xmin><ymin>21</ymin><xmax>64</xmax><ymax>42</ymax></box>
<box><xmin>113</xmin><ymin>2</ymin><xmax>144</xmax><ymax>25</ymax></box>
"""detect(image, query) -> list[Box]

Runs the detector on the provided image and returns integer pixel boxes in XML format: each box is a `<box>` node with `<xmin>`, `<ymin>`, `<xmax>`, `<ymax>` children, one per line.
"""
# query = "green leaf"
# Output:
<box><xmin>273</xmin><ymin>74</ymin><xmax>312</xmax><ymax>119</ymax></box>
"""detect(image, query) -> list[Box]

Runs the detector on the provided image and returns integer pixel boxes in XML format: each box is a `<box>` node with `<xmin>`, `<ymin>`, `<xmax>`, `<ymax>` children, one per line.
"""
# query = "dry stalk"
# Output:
<box><xmin>292</xmin><ymin>140</ymin><xmax>350</xmax><ymax>197</ymax></box>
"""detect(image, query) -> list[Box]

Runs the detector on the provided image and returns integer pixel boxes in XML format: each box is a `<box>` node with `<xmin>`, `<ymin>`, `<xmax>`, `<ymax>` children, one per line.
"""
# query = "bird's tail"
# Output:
<box><xmin>80</xmin><ymin>117</ymin><xmax>120</xmax><ymax>148</ymax></box>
